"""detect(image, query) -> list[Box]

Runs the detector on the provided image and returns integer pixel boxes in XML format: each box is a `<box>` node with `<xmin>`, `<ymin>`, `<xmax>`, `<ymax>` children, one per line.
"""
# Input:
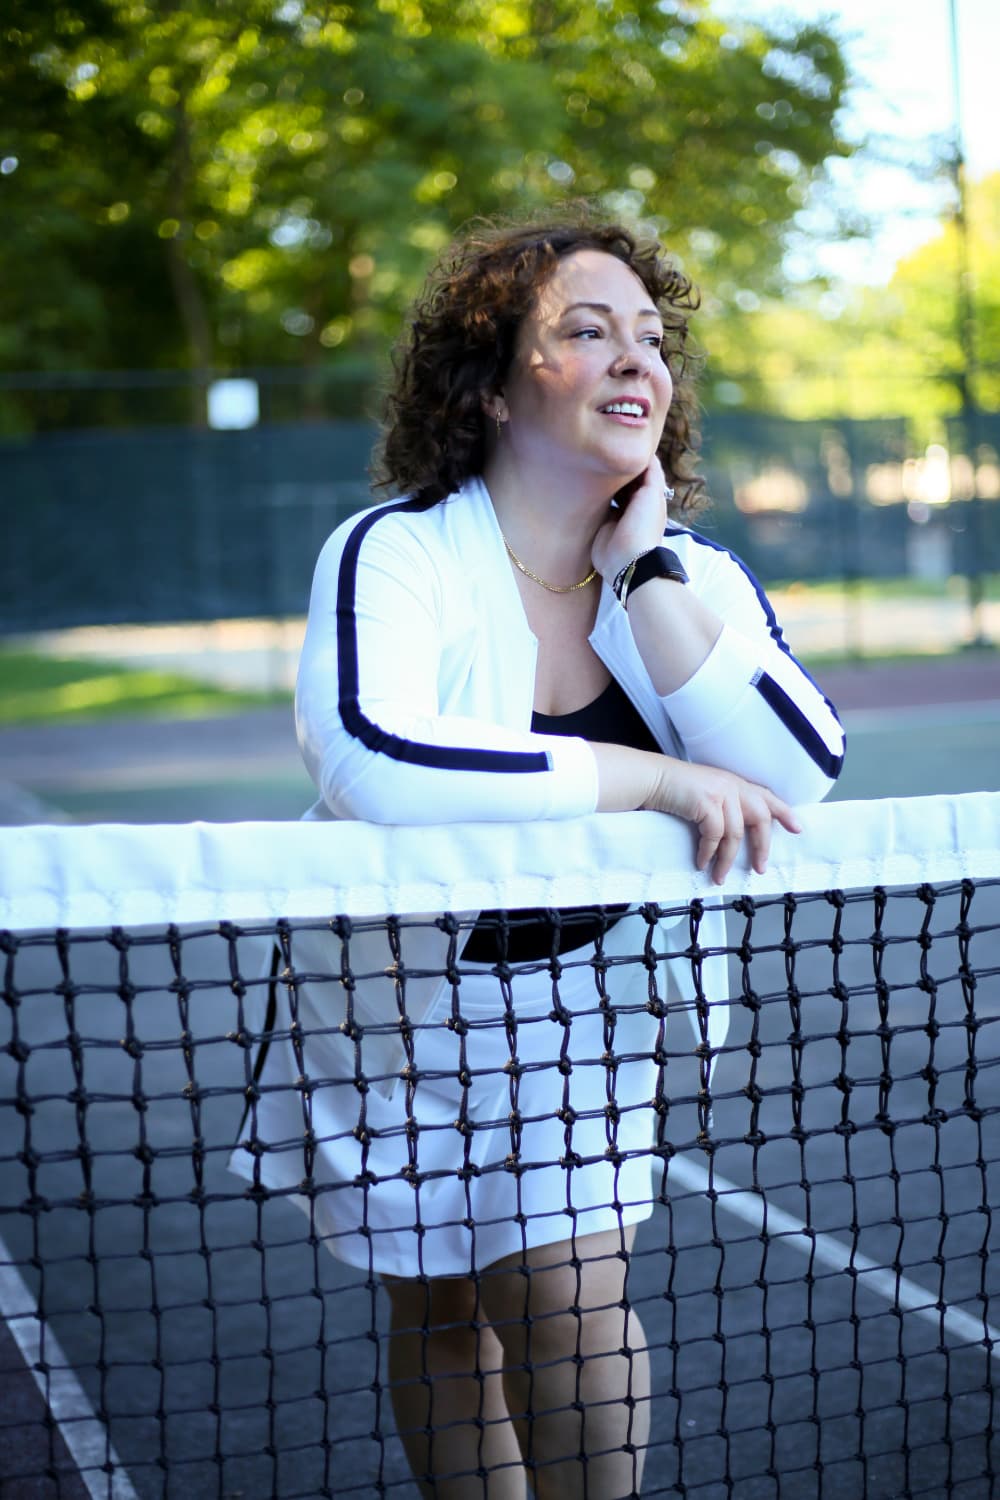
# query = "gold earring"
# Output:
<box><xmin>496</xmin><ymin>411</ymin><xmax>502</xmax><ymax>439</ymax></box>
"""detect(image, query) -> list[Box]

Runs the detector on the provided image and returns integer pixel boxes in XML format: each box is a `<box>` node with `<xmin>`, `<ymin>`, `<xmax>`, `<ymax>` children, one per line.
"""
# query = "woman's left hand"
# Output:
<box><xmin>591</xmin><ymin>456</ymin><xmax>671</xmax><ymax>583</ymax></box>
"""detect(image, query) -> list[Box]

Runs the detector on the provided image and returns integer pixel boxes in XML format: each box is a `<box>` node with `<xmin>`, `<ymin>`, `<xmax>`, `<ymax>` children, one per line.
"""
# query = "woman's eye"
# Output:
<box><xmin>642</xmin><ymin>333</ymin><xmax>664</xmax><ymax>348</ymax></box>
<box><xmin>571</xmin><ymin>327</ymin><xmax>602</xmax><ymax>339</ymax></box>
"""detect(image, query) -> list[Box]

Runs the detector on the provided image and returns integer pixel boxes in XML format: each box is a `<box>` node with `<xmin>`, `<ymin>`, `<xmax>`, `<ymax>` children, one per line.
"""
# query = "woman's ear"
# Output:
<box><xmin>481</xmin><ymin>392</ymin><xmax>507</xmax><ymax>424</ymax></box>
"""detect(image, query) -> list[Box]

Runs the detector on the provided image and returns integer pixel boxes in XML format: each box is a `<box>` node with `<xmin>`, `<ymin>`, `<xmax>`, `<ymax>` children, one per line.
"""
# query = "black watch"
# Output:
<box><xmin>618</xmin><ymin>546</ymin><xmax>689</xmax><ymax>609</ymax></box>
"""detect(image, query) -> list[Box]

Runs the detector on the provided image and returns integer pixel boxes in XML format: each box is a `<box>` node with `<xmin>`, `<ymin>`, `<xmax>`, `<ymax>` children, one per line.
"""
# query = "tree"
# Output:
<box><xmin>705</xmin><ymin>172</ymin><xmax>1000</xmax><ymax>440</ymax></box>
<box><xmin>0</xmin><ymin>0</ymin><xmax>854</xmax><ymax>428</ymax></box>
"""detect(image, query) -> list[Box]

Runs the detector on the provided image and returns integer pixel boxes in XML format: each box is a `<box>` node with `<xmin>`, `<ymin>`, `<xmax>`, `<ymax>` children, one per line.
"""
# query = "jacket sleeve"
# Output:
<box><xmin>295</xmin><ymin>505</ymin><xmax>599</xmax><ymax>824</ymax></box>
<box><xmin>659</xmin><ymin>529</ymin><xmax>845</xmax><ymax>805</ymax></box>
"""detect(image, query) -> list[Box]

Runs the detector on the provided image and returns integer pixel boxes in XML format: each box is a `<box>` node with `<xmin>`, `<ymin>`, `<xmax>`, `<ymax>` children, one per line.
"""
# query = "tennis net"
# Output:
<box><xmin>2</xmin><ymin>793</ymin><xmax>1000</xmax><ymax>1499</ymax></box>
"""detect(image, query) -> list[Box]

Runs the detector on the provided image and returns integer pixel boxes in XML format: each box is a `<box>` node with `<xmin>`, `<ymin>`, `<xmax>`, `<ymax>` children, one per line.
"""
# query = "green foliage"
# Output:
<box><xmin>706</xmin><ymin>173</ymin><xmax>1000</xmax><ymax>438</ymax></box>
<box><xmin>0</xmin><ymin>650</ymin><xmax>289</xmax><ymax>723</ymax></box>
<box><xmin>1</xmin><ymin>0</ymin><xmax>853</xmax><ymax>427</ymax></box>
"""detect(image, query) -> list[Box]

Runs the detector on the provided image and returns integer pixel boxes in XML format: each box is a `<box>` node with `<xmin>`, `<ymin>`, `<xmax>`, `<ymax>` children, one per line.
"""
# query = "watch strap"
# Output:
<box><xmin>617</xmin><ymin>545</ymin><xmax>689</xmax><ymax>609</ymax></box>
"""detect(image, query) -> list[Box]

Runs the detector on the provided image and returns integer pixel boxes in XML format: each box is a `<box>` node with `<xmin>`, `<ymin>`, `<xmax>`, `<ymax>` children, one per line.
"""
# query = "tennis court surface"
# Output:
<box><xmin>2</xmin><ymin>797</ymin><xmax>999</xmax><ymax>1498</ymax></box>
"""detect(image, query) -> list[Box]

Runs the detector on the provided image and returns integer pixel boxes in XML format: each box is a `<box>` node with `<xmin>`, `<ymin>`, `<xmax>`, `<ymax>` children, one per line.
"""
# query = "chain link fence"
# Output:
<box><xmin>3</xmin><ymin>377</ymin><xmax>998</xmax><ymax>643</ymax></box>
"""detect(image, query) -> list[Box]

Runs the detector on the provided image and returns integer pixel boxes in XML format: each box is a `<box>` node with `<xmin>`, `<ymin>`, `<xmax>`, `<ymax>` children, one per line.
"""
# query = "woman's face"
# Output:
<box><xmin>496</xmin><ymin>248</ymin><xmax>673</xmax><ymax>490</ymax></box>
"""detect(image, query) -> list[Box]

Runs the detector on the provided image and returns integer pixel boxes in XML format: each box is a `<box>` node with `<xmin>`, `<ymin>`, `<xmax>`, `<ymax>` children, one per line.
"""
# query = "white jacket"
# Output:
<box><xmin>296</xmin><ymin>474</ymin><xmax>844</xmax><ymax>820</ymax></box>
<box><xmin>278</xmin><ymin>476</ymin><xmax>845</xmax><ymax>1098</ymax></box>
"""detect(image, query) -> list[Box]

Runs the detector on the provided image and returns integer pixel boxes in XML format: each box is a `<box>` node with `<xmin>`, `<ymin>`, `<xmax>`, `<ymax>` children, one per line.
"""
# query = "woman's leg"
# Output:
<box><xmin>476</xmin><ymin>1225</ymin><xmax>650</xmax><ymax>1500</ymax></box>
<box><xmin>382</xmin><ymin>1271</ymin><xmax>529</xmax><ymax>1499</ymax></box>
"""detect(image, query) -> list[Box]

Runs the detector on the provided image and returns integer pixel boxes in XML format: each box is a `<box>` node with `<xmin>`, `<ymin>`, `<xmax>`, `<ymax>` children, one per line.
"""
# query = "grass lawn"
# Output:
<box><xmin>0</xmin><ymin>651</ymin><xmax>291</xmax><ymax>726</ymax></box>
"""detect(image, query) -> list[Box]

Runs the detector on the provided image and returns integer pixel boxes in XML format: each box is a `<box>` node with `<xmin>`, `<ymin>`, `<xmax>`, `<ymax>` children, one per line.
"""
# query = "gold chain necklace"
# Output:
<box><xmin>501</xmin><ymin>532</ymin><xmax>598</xmax><ymax>594</ymax></box>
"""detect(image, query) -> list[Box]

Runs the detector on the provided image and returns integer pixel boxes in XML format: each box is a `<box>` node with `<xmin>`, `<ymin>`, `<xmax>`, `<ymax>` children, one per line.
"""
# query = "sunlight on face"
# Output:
<box><xmin>499</xmin><ymin>250</ymin><xmax>672</xmax><ymax>489</ymax></box>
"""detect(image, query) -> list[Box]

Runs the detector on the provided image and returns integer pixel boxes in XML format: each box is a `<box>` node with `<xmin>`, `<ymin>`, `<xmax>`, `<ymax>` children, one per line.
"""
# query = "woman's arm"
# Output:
<box><xmin>593</xmin><ymin>463</ymin><xmax>844</xmax><ymax>806</ymax></box>
<box><xmin>298</xmin><ymin>496</ymin><xmax>827</xmax><ymax>881</ymax></box>
<box><xmin>296</xmin><ymin>502</ymin><xmax>599</xmax><ymax>824</ymax></box>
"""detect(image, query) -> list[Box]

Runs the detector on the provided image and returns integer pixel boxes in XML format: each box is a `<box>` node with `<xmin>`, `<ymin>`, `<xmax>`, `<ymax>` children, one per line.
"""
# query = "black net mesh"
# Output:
<box><xmin>2</xmin><ymin>878</ymin><xmax>999</xmax><ymax>1498</ymax></box>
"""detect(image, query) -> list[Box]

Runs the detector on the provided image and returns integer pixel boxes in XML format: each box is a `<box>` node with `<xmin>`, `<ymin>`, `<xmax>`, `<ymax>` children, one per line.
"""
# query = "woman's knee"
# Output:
<box><xmin>477</xmin><ymin>1227</ymin><xmax>637</xmax><ymax>1362</ymax></box>
<box><xmin>384</xmin><ymin>1271</ymin><xmax>482</xmax><ymax>1327</ymax></box>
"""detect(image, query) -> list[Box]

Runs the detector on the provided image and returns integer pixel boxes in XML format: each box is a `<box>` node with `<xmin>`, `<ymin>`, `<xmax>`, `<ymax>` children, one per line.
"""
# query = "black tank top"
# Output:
<box><xmin>461</xmin><ymin>677</ymin><xmax>660</xmax><ymax>963</ymax></box>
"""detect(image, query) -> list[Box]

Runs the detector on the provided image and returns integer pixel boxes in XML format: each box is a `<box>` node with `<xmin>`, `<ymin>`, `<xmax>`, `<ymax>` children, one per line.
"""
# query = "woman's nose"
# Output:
<box><xmin>610</xmin><ymin>342</ymin><xmax>652</xmax><ymax>375</ymax></box>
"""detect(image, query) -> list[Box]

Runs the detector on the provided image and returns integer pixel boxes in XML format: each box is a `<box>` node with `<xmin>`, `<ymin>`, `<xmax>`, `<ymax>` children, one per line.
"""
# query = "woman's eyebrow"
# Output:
<box><xmin>559</xmin><ymin>300</ymin><xmax>662</xmax><ymax>321</ymax></box>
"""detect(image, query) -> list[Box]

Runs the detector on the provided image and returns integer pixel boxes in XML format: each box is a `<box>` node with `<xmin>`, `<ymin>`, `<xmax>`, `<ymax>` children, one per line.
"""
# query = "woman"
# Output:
<box><xmin>237</xmin><ymin>215</ymin><xmax>844</xmax><ymax>1497</ymax></box>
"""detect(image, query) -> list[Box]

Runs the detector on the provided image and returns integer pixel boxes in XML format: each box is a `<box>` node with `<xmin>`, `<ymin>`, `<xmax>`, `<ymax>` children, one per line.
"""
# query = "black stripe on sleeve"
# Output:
<box><xmin>665</xmin><ymin>523</ymin><xmax>845</xmax><ymax>779</ymax></box>
<box><xmin>335</xmin><ymin>498</ymin><xmax>552</xmax><ymax>775</ymax></box>
<box><xmin>753</xmin><ymin>670</ymin><xmax>844</xmax><ymax>780</ymax></box>
<box><xmin>664</xmin><ymin>524</ymin><xmax>842</xmax><ymax>722</ymax></box>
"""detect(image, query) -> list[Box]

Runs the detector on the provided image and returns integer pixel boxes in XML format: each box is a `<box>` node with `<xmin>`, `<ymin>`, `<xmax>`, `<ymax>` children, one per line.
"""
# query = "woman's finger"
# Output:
<box><xmin>693</xmin><ymin>800</ymin><xmax>725</xmax><ymax>874</ymax></box>
<box><xmin>762</xmin><ymin>790</ymin><xmax>802</xmax><ymax>835</ymax></box>
<box><xmin>708</xmin><ymin>792</ymin><xmax>744</xmax><ymax>884</ymax></box>
<box><xmin>741</xmin><ymin>786</ymin><xmax>804</xmax><ymax>875</ymax></box>
<box><xmin>744</xmin><ymin>804</ymin><xmax>773</xmax><ymax>875</ymax></box>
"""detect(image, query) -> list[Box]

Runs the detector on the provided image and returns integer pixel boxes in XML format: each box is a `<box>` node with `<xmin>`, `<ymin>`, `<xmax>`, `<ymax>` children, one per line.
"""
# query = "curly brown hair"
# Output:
<box><xmin>373</xmin><ymin>210</ymin><xmax>706</xmax><ymax>512</ymax></box>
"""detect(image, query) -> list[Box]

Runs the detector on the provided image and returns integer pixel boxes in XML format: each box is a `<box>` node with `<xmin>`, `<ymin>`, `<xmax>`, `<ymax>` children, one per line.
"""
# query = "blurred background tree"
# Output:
<box><xmin>1</xmin><ymin>0</ymin><xmax>853</xmax><ymax>427</ymax></box>
<box><xmin>706</xmin><ymin>171</ymin><xmax>1000</xmax><ymax>440</ymax></box>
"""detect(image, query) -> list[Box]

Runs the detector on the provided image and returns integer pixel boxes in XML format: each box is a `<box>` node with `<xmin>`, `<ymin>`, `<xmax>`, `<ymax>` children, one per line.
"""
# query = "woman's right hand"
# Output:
<box><xmin>642</xmin><ymin>756</ymin><xmax>801</xmax><ymax>884</ymax></box>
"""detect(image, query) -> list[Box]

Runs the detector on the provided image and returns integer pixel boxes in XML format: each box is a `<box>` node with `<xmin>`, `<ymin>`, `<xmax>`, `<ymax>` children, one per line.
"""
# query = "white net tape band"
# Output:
<box><xmin>2</xmin><ymin>791</ymin><xmax>999</xmax><ymax>931</ymax></box>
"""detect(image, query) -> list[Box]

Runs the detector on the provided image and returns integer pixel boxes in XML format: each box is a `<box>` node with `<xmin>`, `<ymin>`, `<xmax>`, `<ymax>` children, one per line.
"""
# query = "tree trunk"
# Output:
<box><xmin>165</xmin><ymin>100</ymin><xmax>213</xmax><ymax>426</ymax></box>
